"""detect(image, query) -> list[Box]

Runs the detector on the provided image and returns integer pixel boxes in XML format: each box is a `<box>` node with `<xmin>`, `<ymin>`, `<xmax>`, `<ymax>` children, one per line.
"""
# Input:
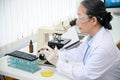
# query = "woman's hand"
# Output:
<box><xmin>38</xmin><ymin>46</ymin><xmax>58</xmax><ymax>66</ymax></box>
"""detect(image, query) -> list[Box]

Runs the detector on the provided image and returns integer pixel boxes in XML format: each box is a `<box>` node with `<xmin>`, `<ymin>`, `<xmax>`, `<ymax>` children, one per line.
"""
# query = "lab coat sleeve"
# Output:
<box><xmin>56</xmin><ymin>47</ymin><xmax>117</xmax><ymax>80</ymax></box>
<box><xmin>57</xmin><ymin>42</ymin><xmax>85</xmax><ymax>62</ymax></box>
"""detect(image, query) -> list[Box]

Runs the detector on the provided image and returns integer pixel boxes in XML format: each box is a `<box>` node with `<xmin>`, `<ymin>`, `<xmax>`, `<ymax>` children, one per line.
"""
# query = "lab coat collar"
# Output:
<box><xmin>87</xmin><ymin>27</ymin><xmax>107</xmax><ymax>47</ymax></box>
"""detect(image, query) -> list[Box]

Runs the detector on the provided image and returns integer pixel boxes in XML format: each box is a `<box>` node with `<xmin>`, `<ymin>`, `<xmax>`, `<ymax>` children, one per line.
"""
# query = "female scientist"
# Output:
<box><xmin>39</xmin><ymin>0</ymin><xmax>120</xmax><ymax>80</ymax></box>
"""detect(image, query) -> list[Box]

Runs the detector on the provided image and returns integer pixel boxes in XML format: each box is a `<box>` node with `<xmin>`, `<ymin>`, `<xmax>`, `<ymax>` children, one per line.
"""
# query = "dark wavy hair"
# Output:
<box><xmin>81</xmin><ymin>0</ymin><xmax>113</xmax><ymax>30</ymax></box>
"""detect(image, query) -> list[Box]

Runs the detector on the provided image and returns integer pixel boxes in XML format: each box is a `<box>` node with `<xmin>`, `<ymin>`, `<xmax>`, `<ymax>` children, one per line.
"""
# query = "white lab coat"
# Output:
<box><xmin>56</xmin><ymin>27</ymin><xmax>120</xmax><ymax>80</ymax></box>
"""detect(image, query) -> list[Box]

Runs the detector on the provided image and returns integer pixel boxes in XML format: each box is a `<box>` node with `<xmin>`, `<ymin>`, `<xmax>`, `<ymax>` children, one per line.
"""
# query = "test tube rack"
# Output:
<box><xmin>6</xmin><ymin>51</ymin><xmax>40</xmax><ymax>73</ymax></box>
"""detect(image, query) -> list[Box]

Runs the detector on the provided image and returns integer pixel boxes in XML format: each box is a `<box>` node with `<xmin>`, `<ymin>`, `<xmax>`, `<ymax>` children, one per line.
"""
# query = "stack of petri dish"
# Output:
<box><xmin>7</xmin><ymin>51</ymin><xmax>40</xmax><ymax>73</ymax></box>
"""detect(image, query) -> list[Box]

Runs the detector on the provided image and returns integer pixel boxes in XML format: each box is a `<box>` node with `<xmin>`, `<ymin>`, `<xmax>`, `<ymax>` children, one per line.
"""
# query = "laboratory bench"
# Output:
<box><xmin>0</xmin><ymin>43</ymin><xmax>70</xmax><ymax>80</ymax></box>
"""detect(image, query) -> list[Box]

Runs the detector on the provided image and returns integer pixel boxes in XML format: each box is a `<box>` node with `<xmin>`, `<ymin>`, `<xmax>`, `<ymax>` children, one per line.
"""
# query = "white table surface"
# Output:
<box><xmin>0</xmin><ymin>56</ymin><xmax>70</xmax><ymax>80</ymax></box>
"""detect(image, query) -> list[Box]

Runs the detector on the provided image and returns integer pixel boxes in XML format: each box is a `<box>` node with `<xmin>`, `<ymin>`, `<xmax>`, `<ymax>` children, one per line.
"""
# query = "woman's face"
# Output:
<box><xmin>76</xmin><ymin>4</ymin><xmax>94</xmax><ymax>34</ymax></box>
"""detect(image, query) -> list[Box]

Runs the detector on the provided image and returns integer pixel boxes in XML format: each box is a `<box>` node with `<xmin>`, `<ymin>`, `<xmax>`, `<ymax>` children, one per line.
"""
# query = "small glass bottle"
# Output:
<box><xmin>29</xmin><ymin>40</ymin><xmax>34</xmax><ymax>53</ymax></box>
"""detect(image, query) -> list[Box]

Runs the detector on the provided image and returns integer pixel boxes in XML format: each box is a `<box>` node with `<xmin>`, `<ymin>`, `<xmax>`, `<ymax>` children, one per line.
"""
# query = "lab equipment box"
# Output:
<box><xmin>6</xmin><ymin>51</ymin><xmax>40</xmax><ymax>73</ymax></box>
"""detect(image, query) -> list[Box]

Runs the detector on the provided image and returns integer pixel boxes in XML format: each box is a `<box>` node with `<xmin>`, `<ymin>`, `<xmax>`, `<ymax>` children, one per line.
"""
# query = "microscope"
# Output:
<box><xmin>38</xmin><ymin>18</ymin><xmax>77</xmax><ymax>61</ymax></box>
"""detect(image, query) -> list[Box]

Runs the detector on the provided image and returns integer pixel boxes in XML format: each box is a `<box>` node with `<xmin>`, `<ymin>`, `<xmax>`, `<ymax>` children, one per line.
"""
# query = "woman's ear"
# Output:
<box><xmin>91</xmin><ymin>16</ymin><xmax>97</xmax><ymax>26</ymax></box>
